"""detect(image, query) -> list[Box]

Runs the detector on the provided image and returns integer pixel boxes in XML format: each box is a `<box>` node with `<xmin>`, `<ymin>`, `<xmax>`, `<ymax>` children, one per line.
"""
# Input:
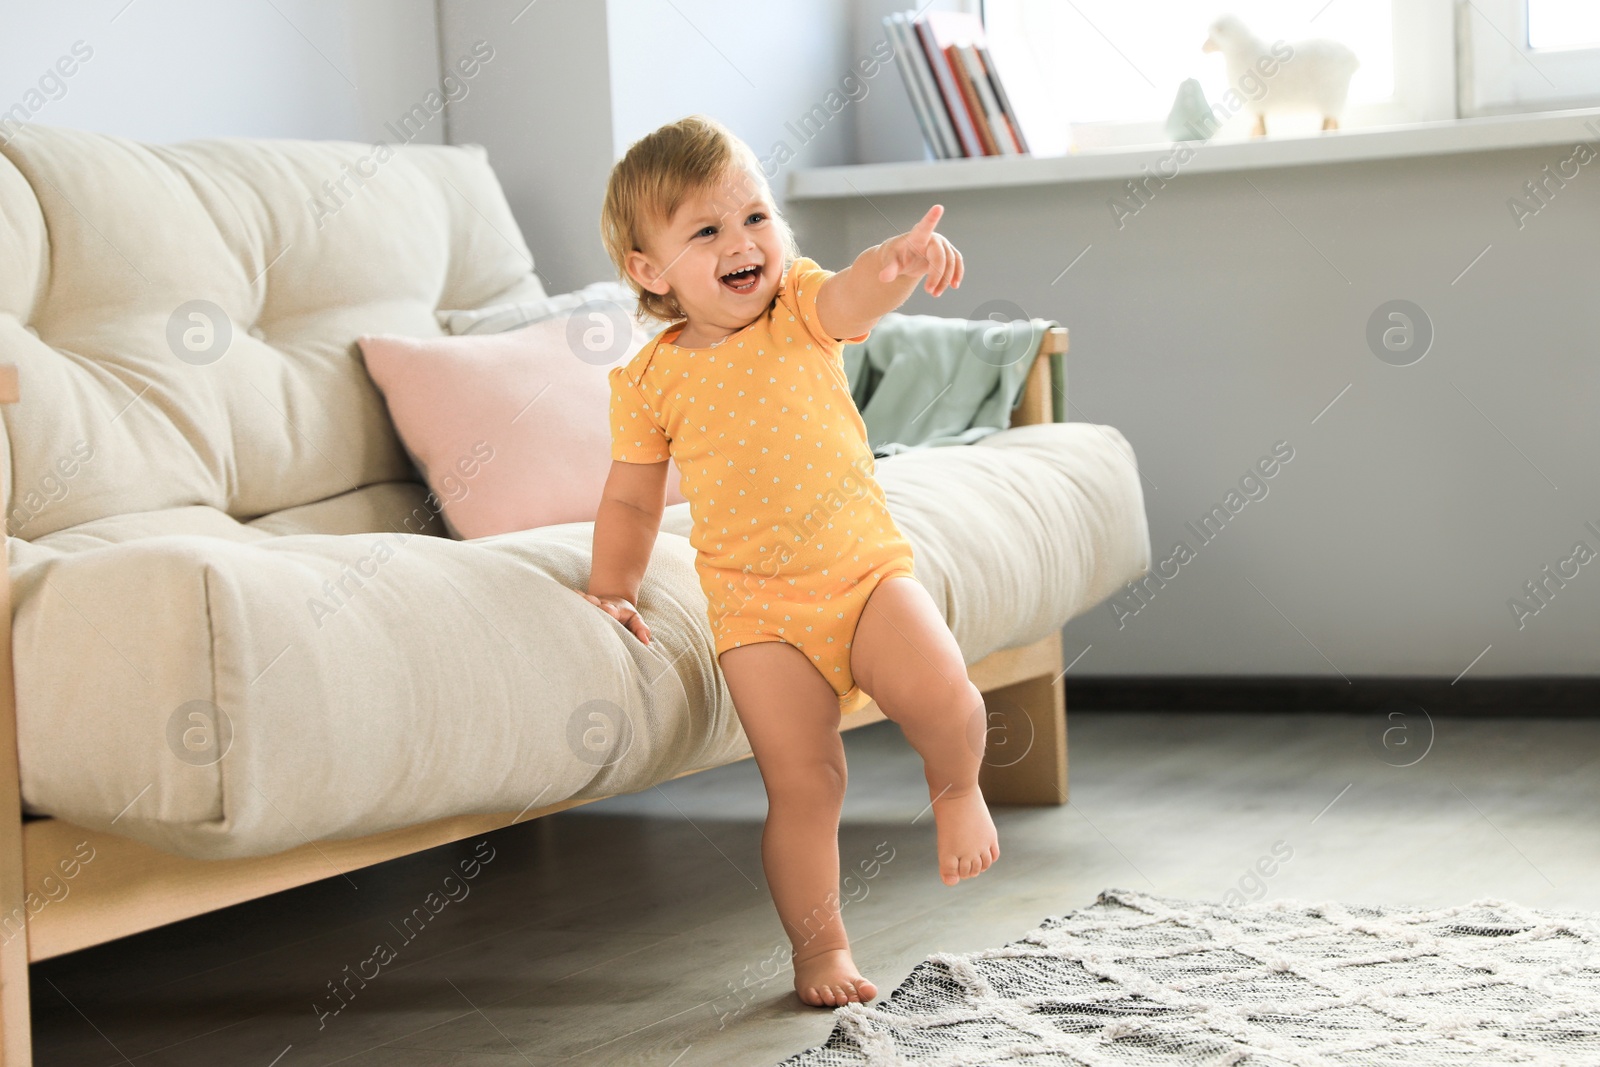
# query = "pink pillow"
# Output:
<box><xmin>358</xmin><ymin>312</ymin><xmax>685</xmax><ymax>539</ymax></box>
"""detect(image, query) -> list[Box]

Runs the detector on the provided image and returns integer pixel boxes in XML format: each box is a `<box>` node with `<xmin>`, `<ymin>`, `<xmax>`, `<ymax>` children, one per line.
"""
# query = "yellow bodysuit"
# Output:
<box><xmin>608</xmin><ymin>256</ymin><xmax>916</xmax><ymax>715</ymax></box>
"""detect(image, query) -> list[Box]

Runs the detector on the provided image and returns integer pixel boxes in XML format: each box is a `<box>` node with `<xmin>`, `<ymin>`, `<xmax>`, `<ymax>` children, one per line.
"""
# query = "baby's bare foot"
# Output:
<box><xmin>793</xmin><ymin>947</ymin><xmax>877</xmax><ymax>1007</ymax></box>
<box><xmin>931</xmin><ymin>786</ymin><xmax>1000</xmax><ymax>886</ymax></box>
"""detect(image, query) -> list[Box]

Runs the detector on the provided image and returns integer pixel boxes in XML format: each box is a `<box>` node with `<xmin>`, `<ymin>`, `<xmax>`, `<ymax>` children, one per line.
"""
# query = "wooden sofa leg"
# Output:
<box><xmin>978</xmin><ymin>661</ymin><xmax>1068</xmax><ymax>806</ymax></box>
<box><xmin>0</xmin><ymin>768</ymin><xmax>29</xmax><ymax>1067</ymax></box>
<box><xmin>0</xmin><ymin>363</ymin><xmax>31</xmax><ymax>1065</ymax></box>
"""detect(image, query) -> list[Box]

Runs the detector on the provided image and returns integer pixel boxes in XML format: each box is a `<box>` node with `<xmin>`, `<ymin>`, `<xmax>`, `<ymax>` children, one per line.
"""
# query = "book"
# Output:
<box><xmin>946</xmin><ymin>44</ymin><xmax>999</xmax><ymax>154</ymax></box>
<box><xmin>912</xmin><ymin>17</ymin><xmax>985</xmax><ymax>157</ymax></box>
<box><xmin>883</xmin><ymin>13</ymin><xmax>956</xmax><ymax>159</ymax></box>
<box><xmin>978</xmin><ymin>43</ymin><xmax>1029</xmax><ymax>154</ymax></box>
<box><xmin>957</xmin><ymin>43</ymin><xmax>1021</xmax><ymax>155</ymax></box>
<box><xmin>882</xmin><ymin>14</ymin><xmax>940</xmax><ymax>157</ymax></box>
<box><xmin>898</xmin><ymin>13</ymin><xmax>960</xmax><ymax>159</ymax></box>
<box><xmin>888</xmin><ymin>8</ymin><xmax>1061</xmax><ymax>159</ymax></box>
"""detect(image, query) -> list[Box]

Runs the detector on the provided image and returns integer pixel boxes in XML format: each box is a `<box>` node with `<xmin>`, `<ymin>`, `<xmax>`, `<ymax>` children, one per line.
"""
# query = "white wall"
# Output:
<box><xmin>437</xmin><ymin>0</ymin><xmax>615</xmax><ymax>294</ymax></box>
<box><xmin>799</xmin><ymin>146</ymin><xmax>1600</xmax><ymax>679</ymax></box>
<box><xmin>0</xmin><ymin>0</ymin><xmax>441</xmax><ymax>144</ymax></box>
<box><xmin>607</xmin><ymin>0</ymin><xmax>860</xmax><ymax>168</ymax></box>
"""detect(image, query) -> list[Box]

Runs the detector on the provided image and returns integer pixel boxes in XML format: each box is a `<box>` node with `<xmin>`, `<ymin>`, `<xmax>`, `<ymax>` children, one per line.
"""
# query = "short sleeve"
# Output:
<box><xmin>784</xmin><ymin>256</ymin><xmax>870</xmax><ymax>353</ymax></box>
<box><xmin>608</xmin><ymin>365</ymin><xmax>671</xmax><ymax>463</ymax></box>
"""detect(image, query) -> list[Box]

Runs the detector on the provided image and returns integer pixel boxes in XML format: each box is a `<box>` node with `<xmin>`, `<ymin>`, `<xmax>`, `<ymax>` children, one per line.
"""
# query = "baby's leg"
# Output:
<box><xmin>718</xmin><ymin>640</ymin><xmax>879</xmax><ymax>1007</ymax></box>
<box><xmin>849</xmin><ymin>576</ymin><xmax>1000</xmax><ymax>886</ymax></box>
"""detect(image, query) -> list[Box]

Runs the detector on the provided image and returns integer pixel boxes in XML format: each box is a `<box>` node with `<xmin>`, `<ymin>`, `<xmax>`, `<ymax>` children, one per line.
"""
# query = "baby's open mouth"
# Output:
<box><xmin>720</xmin><ymin>264</ymin><xmax>762</xmax><ymax>293</ymax></box>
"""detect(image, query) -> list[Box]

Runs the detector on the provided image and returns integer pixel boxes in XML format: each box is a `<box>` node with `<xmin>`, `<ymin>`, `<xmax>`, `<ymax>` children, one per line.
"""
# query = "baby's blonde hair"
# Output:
<box><xmin>601</xmin><ymin>114</ymin><xmax>799</xmax><ymax>324</ymax></box>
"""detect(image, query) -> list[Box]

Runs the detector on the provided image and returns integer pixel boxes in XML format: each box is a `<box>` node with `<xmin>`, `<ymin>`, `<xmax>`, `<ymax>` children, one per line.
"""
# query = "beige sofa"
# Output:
<box><xmin>0</xmin><ymin>124</ymin><xmax>1150</xmax><ymax>1062</ymax></box>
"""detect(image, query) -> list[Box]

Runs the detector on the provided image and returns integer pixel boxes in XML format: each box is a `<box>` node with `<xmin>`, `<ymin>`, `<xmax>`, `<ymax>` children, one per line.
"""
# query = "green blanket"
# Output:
<box><xmin>842</xmin><ymin>312</ymin><xmax>1062</xmax><ymax>457</ymax></box>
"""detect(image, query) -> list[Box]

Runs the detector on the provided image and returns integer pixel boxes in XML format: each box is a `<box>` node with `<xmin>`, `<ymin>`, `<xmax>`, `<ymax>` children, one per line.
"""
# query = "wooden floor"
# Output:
<box><xmin>28</xmin><ymin>710</ymin><xmax>1600</xmax><ymax>1066</ymax></box>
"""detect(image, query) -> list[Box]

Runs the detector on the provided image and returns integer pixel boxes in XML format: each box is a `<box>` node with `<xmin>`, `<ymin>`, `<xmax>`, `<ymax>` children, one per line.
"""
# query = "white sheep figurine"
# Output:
<box><xmin>1203</xmin><ymin>14</ymin><xmax>1359</xmax><ymax>135</ymax></box>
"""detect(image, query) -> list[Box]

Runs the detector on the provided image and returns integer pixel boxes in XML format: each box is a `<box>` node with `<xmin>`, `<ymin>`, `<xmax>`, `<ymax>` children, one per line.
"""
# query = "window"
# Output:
<box><xmin>1460</xmin><ymin>0</ymin><xmax>1600</xmax><ymax>115</ymax></box>
<box><xmin>982</xmin><ymin>0</ymin><xmax>1459</xmax><ymax>149</ymax></box>
<box><xmin>1528</xmin><ymin>2</ymin><xmax>1600</xmax><ymax>49</ymax></box>
<box><xmin>980</xmin><ymin>0</ymin><xmax>1598</xmax><ymax>151</ymax></box>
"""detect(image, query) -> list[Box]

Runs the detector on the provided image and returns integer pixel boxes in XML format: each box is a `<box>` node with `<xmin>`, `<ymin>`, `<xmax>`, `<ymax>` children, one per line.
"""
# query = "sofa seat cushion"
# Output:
<box><xmin>11</xmin><ymin>422</ymin><xmax>1149</xmax><ymax>859</ymax></box>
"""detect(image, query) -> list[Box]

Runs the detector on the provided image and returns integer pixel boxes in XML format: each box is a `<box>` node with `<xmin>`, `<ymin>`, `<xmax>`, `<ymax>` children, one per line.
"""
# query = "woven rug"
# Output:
<box><xmin>775</xmin><ymin>888</ymin><xmax>1600</xmax><ymax>1066</ymax></box>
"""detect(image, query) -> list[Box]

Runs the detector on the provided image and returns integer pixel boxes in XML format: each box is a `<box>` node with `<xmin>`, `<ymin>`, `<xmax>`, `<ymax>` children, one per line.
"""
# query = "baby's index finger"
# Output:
<box><xmin>909</xmin><ymin>204</ymin><xmax>944</xmax><ymax>241</ymax></box>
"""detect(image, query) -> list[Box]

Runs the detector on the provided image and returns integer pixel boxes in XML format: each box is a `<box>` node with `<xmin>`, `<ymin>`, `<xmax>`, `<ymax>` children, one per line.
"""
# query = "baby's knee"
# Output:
<box><xmin>926</xmin><ymin>679</ymin><xmax>985</xmax><ymax>724</ymax></box>
<box><xmin>764</xmin><ymin>758</ymin><xmax>847</xmax><ymax>809</ymax></box>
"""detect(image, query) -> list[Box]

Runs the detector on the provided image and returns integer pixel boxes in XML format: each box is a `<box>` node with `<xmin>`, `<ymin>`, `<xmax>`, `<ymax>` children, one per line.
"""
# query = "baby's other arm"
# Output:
<box><xmin>816</xmin><ymin>204</ymin><xmax>964</xmax><ymax>341</ymax></box>
<box><xmin>585</xmin><ymin>458</ymin><xmax>668</xmax><ymax>645</ymax></box>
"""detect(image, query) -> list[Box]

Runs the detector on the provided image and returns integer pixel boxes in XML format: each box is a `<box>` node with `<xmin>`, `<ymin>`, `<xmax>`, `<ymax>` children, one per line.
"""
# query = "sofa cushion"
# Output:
<box><xmin>0</xmin><ymin>124</ymin><xmax>545</xmax><ymax>541</ymax></box>
<box><xmin>10</xmin><ymin>422</ymin><xmax>1150</xmax><ymax>859</ymax></box>
<box><xmin>357</xmin><ymin>311</ymin><xmax>687</xmax><ymax>539</ymax></box>
<box><xmin>14</xmin><ymin>483</ymin><xmax>444</xmax><ymax>555</ymax></box>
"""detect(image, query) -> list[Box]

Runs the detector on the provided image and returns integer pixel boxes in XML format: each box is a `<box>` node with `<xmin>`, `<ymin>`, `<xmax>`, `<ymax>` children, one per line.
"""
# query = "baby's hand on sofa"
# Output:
<box><xmin>581</xmin><ymin>591</ymin><xmax>651</xmax><ymax>646</ymax></box>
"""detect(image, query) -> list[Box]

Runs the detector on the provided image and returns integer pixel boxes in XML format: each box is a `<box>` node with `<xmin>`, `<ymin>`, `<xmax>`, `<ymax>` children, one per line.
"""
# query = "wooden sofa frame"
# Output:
<box><xmin>0</xmin><ymin>326</ymin><xmax>1070</xmax><ymax>1063</ymax></box>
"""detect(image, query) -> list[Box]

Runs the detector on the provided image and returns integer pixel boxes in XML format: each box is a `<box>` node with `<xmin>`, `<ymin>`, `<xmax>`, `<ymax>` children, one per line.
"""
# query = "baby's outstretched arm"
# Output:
<box><xmin>815</xmin><ymin>204</ymin><xmax>964</xmax><ymax>341</ymax></box>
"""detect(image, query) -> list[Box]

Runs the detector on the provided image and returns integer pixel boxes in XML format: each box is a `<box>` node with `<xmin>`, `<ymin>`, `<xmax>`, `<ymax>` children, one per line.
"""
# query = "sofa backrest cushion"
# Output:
<box><xmin>0</xmin><ymin>124</ymin><xmax>546</xmax><ymax>540</ymax></box>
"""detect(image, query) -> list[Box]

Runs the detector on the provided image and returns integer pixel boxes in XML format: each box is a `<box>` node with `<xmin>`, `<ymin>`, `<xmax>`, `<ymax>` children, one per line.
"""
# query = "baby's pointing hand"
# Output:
<box><xmin>876</xmin><ymin>205</ymin><xmax>964</xmax><ymax>297</ymax></box>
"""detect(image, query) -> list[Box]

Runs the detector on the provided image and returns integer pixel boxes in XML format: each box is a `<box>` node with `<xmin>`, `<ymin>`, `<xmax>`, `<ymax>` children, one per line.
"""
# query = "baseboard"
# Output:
<box><xmin>1067</xmin><ymin>676</ymin><xmax>1600</xmax><ymax>716</ymax></box>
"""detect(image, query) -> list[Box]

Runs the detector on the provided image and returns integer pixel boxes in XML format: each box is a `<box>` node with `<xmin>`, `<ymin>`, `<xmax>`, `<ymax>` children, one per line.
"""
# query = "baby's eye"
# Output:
<box><xmin>696</xmin><ymin>225</ymin><xmax>716</xmax><ymax>239</ymax></box>
<box><xmin>747</xmin><ymin>212</ymin><xmax>767</xmax><ymax>225</ymax></box>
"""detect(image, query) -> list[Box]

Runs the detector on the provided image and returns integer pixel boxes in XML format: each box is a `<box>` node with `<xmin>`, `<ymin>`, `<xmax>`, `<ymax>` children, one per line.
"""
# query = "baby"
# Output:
<box><xmin>585</xmin><ymin>115</ymin><xmax>999</xmax><ymax>1008</ymax></box>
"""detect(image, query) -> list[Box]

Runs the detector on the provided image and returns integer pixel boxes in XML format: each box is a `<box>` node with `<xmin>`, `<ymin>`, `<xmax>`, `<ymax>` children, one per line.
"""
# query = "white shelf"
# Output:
<box><xmin>786</xmin><ymin>108</ymin><xmax>1600</xmax><ymax>200</ymax></box>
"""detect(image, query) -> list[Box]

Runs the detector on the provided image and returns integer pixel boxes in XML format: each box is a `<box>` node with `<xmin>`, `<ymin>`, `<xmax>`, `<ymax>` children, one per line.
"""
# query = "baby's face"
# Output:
<box><xmin>635</xmin><ymin>161</ymin><xmax>786</xmax><ymax>332</ymax></box>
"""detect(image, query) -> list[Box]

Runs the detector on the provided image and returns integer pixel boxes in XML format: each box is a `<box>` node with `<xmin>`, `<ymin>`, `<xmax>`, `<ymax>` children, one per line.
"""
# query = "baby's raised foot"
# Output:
<box><xmin>931</xmin><ymin>786</ymin><xmax>1000</xmax><ymax>886</ymax></box>
<box><xmin>793</xmin><ymin>947</ymin><xmax>877</xmax><ymax>1007</ymax></box>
